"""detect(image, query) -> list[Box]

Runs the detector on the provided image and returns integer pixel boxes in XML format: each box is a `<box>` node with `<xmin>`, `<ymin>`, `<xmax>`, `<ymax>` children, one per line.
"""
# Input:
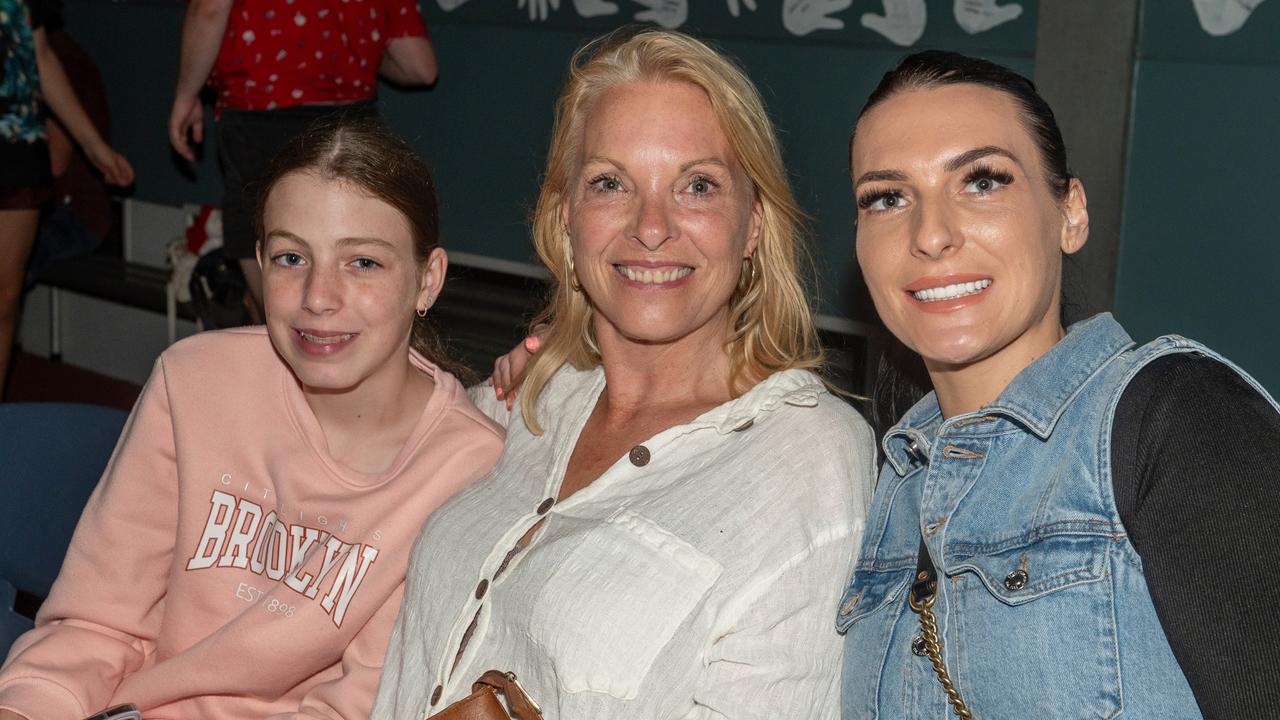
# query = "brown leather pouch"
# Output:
<box><xmin>429</xmin><ymin>670</ymin><xmax>543</xmax><ymax>720</ymax></box>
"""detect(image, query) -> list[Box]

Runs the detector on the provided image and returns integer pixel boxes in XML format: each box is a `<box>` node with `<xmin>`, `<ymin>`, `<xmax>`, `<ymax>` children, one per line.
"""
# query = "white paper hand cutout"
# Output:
<box><xmin>954</xmin><ymin>0</ymin><xmax>1022</xmax><ymax>34</ymax></box>
<box><xmin>784</xmin><ymin>0</ymin><xmax>853</xmax><ymax>36</ymax></box>
<box><xmin>572</xmin><ymin>0</ymin><xmax>619</xmax><ymax>17</ymax></box>
<box><xmin>1192</xmin><ymin>0</ymin><xmax>1267</xmax><ymax>36</ymax></box>
<box><xmin>861</xmin><ymin>0</ymin><xmax>927</xmax><ymax>46</ymax></box>
<box><xmin>436</xmin><ymin>0</ymin><xmax>472</xmax><ymax>10</ymax></box>
<box><xmin>726</xmin><ymin>0</ymin><xmax>758</xmax><ymax>17</ymax></box>
<box><xmin>634</xmin><ymin>0</ymin><xmax>687</xmax><ymax>29</ymax></box>
<box><xmin>518</xmin><ymin>0</ymin><xmax>561</xmax><ymax>21</ymax></box>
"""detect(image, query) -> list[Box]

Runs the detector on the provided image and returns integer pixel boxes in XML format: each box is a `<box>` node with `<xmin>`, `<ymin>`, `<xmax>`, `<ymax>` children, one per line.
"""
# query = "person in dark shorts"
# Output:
<box><xmin>1</xmin><ymin>0</ymin><xmax>132</xmax><ymax>392</ymax></box>
<box><xmin>168</xmin><ymin>0</ymin><xmax>438</xmax><ymax>320</ymax></box>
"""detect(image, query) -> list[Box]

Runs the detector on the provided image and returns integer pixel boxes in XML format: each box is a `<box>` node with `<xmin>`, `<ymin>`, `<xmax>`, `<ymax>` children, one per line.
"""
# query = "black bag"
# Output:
<box><xmin>188</xmin><ymin>248</ymin><xmax>251</xmax><ymax>329</ymax></box>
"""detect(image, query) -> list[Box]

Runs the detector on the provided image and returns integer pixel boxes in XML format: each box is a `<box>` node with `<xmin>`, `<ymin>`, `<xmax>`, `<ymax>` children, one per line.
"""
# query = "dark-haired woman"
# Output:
<box><xmin>0</xmin><ymin>120</ymin><xmax>503</xmax><ymax>720</ymax></box>
<box><xmin>837</xmin><ymin>51</ymin><xmax>1280</xmax><ymax>719</ymax></box>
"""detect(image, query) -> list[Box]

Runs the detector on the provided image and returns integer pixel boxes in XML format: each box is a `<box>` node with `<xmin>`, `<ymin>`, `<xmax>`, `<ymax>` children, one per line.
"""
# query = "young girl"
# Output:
<box><xmin>0</xmin><ymin>119</ymin><xmax>503</xmax><ymax>720</ymax></box>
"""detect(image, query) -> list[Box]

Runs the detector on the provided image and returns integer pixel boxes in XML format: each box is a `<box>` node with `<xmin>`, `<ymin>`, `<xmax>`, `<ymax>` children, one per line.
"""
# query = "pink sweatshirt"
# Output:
<box><xmin>0</xmin><ymin>328</ymin><xmax>503</xmax><ymax>720</ymax></box>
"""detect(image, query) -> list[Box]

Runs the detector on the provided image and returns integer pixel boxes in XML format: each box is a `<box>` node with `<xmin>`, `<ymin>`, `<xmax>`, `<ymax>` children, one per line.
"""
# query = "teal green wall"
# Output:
<box><xmin>63</xmin><ymin>0</ymin><xmax>1037</xmax><ymax>325</ymax></box>
<box><xmin>402</xmin><ymin>1</ymin><xmax>1038</xmax><ymax>323</ymax></box>
<box><xmin>1116</xmin><ymin>2</ymin><xmax>1280</xmax><ymax>394</ymax></box>
<box><xmin>63</xmin><ymin>0</ymin><xmax>223</xmax><ymax>205</ymax></box>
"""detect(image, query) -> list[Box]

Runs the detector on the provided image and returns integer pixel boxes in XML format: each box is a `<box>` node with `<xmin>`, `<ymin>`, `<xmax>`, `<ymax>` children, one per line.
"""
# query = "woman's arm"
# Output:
<box><xmin>168</xmin><ymin>0</ymin><xmax>233</xmax><ymax>162</ymax></box>
<box><xmin>468</xmin><ymin>330</ymin><xmax>547</xmax><ymax>427</ymax></box>
<box><xmin>32</xmin><ymin>28</ymin><xmax>133</xmax><ymax>186</ymax></box>
<box><xmin>378</xmin><ymin>0</ymin><xmax>436</xmax><ymax>86</ymax></box>
<box><xmin>1112</xmin><ymin>354</ymin><xmax>1280</xmax><ymax>717</ymax></box>
<box><xmin>379</xmin><ymin>37</ymin><xmax>438</xmax><ymax>86</ymax></box>
<box><xmin>0</xmin><ymin>360</ymin><xmax>179</xmax><ymax>719</ymax></box>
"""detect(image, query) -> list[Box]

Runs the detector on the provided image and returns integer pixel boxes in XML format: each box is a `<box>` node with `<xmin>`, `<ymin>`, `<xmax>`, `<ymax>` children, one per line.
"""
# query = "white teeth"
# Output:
<box><xmin>912</xmin><ymin>279</ymin><xmax>991</xmax><ymax>302</ymax></box>
<box><xmin>300</xmin><ymin>331</ymin><xmax>354</xmax><ymax>344</ymax></box>
<box><xmin>615</xmin><ymin>266</ymin><xmax>693</xmax><ymax>284</ymax></box>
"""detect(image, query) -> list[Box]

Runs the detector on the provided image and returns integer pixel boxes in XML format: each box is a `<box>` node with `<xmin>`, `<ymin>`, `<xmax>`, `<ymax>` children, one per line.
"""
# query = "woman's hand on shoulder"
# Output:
<box><xmin>487</xmin><ymin>324</ymin><xmax>548</xmax><ymax>409</ymax></box>
<box><xmin>0</xmin><ymin>709</ymin><xmax>31</xmax><ymax>720</ymax></box>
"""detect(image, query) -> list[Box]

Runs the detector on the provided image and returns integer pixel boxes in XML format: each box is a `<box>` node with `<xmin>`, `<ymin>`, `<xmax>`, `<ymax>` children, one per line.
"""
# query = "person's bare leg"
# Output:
<box><xmin>0</xmin><ymin>209</ymin><xmax>41</xmax><ymax>393</ymax></box>
<box><xmin>238</xmin><ymin>257</ymin><xmax>264</xmax><ymax>324</ymax></box>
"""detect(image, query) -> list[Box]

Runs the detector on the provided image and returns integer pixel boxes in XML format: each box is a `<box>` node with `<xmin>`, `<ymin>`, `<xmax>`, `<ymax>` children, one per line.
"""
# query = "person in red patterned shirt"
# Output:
<box><xmin>167</xmin><ymin>0</ymin><xmax>436</xmax><ymax>320</ymax></box>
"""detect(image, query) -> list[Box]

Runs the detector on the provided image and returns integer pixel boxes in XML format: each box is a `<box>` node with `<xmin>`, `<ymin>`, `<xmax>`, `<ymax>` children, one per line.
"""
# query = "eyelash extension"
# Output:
<box><xmin>856</xmin><ymin>188</ymin><xmax>903</xmax><ymax>210</ymax></box>
<box><xmin>962</xmin><ymin>162</ymin><xmax>1014</xmax><ymax>187</ymax></box>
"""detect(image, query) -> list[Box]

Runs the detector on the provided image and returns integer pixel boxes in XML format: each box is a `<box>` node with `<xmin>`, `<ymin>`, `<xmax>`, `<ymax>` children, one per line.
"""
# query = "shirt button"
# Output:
<box><xmin>629</xmin><ymin>445</ymin><xmax>651</xmax><ymax>467</ymax></box>
<box><xmin>912</xmin><ymin>635</ymin><xmax>929</xmax><ymax>657</ymax></box>
<box><xmin>1004</xmin><ymin>568</ymin><xmax>1029</xmax><ymax>592</ymax></box>
<box><xmin>475</xmin><ymin>579</ymin><xmax>489</xmax><ymax>600</ymax></box>
<box><xmin>537</xmin><ymin>497</ymin><xmax>554</xmax><ymax>514</ymax></box>
<box><xmin>430</xmin><ymin>685</ymin><xmax>443</xmax><ymax>706</ymax></box>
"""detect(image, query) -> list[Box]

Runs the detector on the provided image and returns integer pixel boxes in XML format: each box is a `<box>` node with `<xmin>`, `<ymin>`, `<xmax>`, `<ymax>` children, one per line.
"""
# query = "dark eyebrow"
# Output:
<box><xmin>853</xmin><ymin>146</ymin><xmax>1020</xmax><ymax>188</ymax></box>
<box><xmin>852</xmin><ymin>169</ymin><xmax>908</xmax><ymax>188</ymax></box>
<box><xmin>944</xmin><ymin>145</ymin><xmax>1018</xmax><ymax>172</ymax></box>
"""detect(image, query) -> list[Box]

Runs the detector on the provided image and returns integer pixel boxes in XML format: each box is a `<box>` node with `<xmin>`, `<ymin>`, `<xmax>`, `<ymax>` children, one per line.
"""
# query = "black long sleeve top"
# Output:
<box><xmin>1111</xmin><ymin>353</ymin><xmax>1280</xmax><ymax>719</ymax></box>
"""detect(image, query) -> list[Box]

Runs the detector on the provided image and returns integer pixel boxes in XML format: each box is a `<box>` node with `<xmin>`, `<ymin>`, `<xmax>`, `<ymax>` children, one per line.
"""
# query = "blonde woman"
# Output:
<box><xmin>373</xmin><ymin>29</ymin><xmax>875</xmax><ymax>720</ymax></box>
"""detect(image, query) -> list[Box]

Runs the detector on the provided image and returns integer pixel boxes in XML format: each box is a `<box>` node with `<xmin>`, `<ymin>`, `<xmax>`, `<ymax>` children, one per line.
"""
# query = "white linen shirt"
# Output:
<box><xmin>372</xmin><ymin>364</ymin><xmax>876</xmax><ymax>720</ymax></box>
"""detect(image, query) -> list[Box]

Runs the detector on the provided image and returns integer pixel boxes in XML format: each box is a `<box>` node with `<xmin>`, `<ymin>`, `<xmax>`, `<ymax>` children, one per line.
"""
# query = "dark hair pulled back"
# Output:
<box><xmin>255</xmin><ymin>117</ymin><xmax>475</xmax><ymax>384</ymax></box>
<box><xmin>855</xmin><ymin>50</ymin><xmax>1072</xmax><ymax>200</ymax></box>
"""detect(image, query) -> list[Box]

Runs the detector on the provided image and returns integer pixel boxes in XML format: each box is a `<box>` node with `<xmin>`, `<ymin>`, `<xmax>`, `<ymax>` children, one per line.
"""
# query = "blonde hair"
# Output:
<box><xmin>520</xmin><ymin>27</ymin><xmax>823</xmax><ymax>433</ymax></box>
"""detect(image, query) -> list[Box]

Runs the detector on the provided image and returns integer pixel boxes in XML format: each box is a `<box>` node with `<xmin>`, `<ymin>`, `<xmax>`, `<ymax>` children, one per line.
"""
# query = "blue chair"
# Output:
<box><xmin>0</xmin><ymin>402</ymin><xmax>128</xmax><ymax>654</ymax></box>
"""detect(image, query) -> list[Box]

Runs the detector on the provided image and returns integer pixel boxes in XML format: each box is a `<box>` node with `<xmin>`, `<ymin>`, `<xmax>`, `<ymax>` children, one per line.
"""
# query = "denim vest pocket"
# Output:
<box><xmin>948</xmin><ymin>534</ymin><xmax>1123</xmax><ymax>718</ymax></box>
<box><xmin>837</xmin><ymin>568</ymin><xmax>912</xmax><ymax>716</ymax></box>
<box><xmin>527</xmin><ymin>510</ymin><xmax>722</xmax><ymax>700</ymax></box>
<box><xmin>949</xmin><ymin>532</ymin><xmax>1111</xmax><ymax>605</ymax></box>
<box><xmin>836</xmin><ymin>568</ymin><xmax>910</xmax><ymax>632</ymax></box>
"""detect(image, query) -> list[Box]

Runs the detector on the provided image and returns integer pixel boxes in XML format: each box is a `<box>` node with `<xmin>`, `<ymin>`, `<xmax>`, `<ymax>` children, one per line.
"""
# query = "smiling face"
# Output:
<box><xmin>852</xmin><ymin>83</ymin><xmax>1088</xmax><ymax>387</ymax></box>
<box><xmin>259</xmin><ymin>172</ymin><xmax>441</xmax><ymax>396</ymax></box>
<box><xmin>563</xmin><ymin>80</ymin><xmax>762</xmax><ymax>351</ymax></box>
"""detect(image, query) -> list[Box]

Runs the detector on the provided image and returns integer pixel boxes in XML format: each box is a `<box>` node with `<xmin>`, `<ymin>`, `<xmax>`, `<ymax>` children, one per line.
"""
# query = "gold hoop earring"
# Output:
<box><xmin>567</xmin><ymin>254</ymin><xmax>583</xmax><ymax>293</ymax></box>
<box><xmin>737</xmin><ymin>254</ymin><xmax>758</xmax><ymax>294</ymax></box>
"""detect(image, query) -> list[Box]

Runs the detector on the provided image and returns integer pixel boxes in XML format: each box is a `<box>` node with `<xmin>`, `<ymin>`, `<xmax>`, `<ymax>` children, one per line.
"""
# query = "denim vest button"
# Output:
<box><xmin>912</xmin><ymin>635</ymin><xmax>928</xmax><ymax>657</ymax></box>
<box><xmin>839</xmin><ymin>594</ymin><xmax>860</xmax><ymax>616</ymax></box>
<box><xmin>1004</xmin><ymin>568</ymin><xmax>1029</xmax><ymax>591</ymax></box>
<box><xmin>629</xmin><ymin>445</ymin><xmax>651</xmax><ymax>466</ymax></box>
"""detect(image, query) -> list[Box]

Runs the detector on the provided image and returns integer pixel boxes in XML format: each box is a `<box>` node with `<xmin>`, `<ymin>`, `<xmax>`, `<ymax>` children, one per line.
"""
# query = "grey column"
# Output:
<box><xmin>1033</xmin><ymin>0</ymin><xmax>1141</xmax><ymax>317</ymax></box>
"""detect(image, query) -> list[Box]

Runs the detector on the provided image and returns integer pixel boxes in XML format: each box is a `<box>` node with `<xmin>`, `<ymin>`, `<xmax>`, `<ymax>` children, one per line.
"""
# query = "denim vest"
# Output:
<box><xmin>837</xmin><ymin>314</ymin><xmax>1277</xmax><ymax>719</ymax></box>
